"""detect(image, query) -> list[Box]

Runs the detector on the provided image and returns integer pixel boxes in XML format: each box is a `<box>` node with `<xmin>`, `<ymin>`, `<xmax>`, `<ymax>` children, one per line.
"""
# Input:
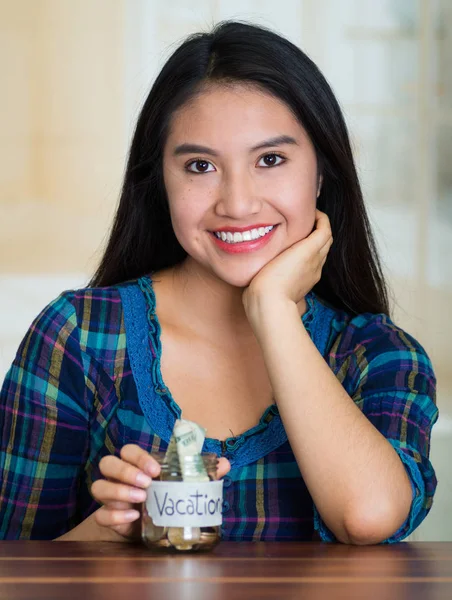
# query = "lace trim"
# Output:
<box><xmin>120</xmin><ymin>274</ymin><xmax>336</xmax><ymax>468</ymax></box>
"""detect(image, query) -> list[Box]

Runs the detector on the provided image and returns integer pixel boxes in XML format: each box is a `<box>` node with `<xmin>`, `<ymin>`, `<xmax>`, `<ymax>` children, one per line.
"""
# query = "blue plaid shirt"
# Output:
<box><xmin>0</xmin><ymin>274</ymin><xmax>439</xmax><ymax>541</ymax></box>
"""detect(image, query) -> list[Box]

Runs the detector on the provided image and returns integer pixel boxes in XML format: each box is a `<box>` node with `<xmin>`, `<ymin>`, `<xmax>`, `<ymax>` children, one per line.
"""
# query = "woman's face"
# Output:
<box><xmin>162</xmin><ymin>84</ymin><xmax>321</xmax><ymax>288</ymax></box>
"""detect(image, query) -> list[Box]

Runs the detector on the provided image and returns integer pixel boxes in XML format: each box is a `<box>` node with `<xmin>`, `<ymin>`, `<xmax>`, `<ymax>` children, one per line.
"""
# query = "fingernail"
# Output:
<box><xmin>136</xmin><ymin>472</ymin><xmax>152</xmax><ymax>487</ymax></box>
<box><xmin>129</xmin><ymin>488</ymin><xmax>147</xmax><ymax>502</ymax></box>
<box><xmin>145</xmin><ymin>460</ymin><xmax>161</xmax><ymax>477</ymax></box>
<box><xmin>124</xmin><ymin>510</ymin><xmax>140</xmax><ymax>521</ymax></box>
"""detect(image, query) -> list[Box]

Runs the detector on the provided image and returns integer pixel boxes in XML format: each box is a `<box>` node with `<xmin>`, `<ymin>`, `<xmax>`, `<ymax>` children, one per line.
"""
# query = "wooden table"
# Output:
<box><xmin>0</xmin><ymin>541</ymin><xmax>451</xmax><ymax>599</ymax></box>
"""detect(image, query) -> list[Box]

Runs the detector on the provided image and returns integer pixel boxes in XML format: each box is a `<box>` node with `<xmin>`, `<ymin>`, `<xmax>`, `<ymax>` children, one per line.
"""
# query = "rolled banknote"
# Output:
<box><xmin>173</xmin><ymin>419</ymin><xmax>209</xmax><ymax>481</ymax></box>
<box><xmin>165</xmin><ymin>418</ymin><xmax>206</xmax><ymax>454</ymax></box>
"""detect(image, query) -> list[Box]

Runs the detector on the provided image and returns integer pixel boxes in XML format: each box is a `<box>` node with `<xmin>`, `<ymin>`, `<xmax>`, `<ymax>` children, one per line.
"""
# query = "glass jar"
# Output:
<box><xmin>141</xmin><ymin>451</ymin><xmax>223</xmax><ymax>553</ymax></box>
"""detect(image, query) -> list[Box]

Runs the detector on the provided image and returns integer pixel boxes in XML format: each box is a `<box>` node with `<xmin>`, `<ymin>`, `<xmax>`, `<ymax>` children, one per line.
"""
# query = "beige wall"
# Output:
<box><xmin>0</xmin><ymin>0</ymin><xmax>126</xmax><ymax>274</ymax></box>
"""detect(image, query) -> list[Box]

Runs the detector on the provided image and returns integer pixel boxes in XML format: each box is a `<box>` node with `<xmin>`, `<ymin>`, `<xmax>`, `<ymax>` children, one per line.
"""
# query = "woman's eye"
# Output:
<box><xmin>185</xmin><ymin>153</ymin><xmax>285</xmax><ymax>174</ymax></box>
<box><xmin>185</xmin><ymin>160</ymin><xmax>215</xmax><ymax>174</ymax></box>
<box><xmin>258</xmin><ymin>153</ymin><xmax>285</xmax><ymax>167</ymax></box>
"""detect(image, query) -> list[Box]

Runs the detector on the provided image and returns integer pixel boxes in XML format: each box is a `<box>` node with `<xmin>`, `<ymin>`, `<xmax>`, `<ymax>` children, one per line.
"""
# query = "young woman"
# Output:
<box><xmin>0</xmin><ymin>20</ymin><xmax>438</xmax><ymax>545</ymax></box>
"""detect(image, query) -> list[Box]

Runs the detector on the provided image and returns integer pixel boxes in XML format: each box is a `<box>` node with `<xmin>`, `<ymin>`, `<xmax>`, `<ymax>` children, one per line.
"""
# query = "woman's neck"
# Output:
<box><xmin>153</xmin><ymin>259</ymin><xmax>256</xmax><ymax>342</ymax></box>
<box><xmin>152</xmin><ymin>258</ymin><xmax>308</xmax><ymax>342</ymax></box>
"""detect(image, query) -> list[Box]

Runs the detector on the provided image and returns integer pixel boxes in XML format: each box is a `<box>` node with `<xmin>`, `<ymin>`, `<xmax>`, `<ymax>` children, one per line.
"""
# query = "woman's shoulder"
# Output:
<box><xmin>315</xmin><ymin>295</ymin><xmax>435</xmax><ymax>394</ymax></box>
<box><xmin>32</xmin><ymin>277</ymin><xmax>143</xmax><ymax>361</ymax></box>
<box><xmin>315</xmin><ymin>294</ymin><xmax>433</xmax><ymax>370</ymax></box>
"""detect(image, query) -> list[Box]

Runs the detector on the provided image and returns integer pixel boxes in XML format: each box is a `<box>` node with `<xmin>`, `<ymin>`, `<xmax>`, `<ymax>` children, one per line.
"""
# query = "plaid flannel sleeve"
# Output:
<box><xmin>314</xmin><ymin>313</ymin><xmax>439</xmax><ymax>544</ymax></box>
<box><xmin>0</xmin><ymin>291</ymin><xmax>90</xmax><ymax>539</ymax></box>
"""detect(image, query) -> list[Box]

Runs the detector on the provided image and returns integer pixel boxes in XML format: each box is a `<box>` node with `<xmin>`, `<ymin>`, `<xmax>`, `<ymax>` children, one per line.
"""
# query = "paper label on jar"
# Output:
<box><xmin>147</xmin><ymin>480</ymin><xmax>224</xmax><ymax>527</ymax></box>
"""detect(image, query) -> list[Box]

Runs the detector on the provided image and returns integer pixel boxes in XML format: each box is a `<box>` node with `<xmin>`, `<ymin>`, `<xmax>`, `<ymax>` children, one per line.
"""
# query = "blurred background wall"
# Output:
<box><xmin>1</xmin><ymin>0</ymin><xmax>451</xmax><ymax>540</ymax></box>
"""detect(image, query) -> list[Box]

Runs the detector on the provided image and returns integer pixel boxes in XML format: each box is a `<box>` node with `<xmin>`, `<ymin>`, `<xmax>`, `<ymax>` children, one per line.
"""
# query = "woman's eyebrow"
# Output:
<box><xmin>173</xmin><ymin>134</ymin><xmax>299</xmax><ymax>157</ymax></box>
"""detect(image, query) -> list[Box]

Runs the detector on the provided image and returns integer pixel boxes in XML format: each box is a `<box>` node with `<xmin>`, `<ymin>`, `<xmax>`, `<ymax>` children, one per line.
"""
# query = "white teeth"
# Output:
<box><xmin>214</xmin><ymin>225</ymin><xmax>274</xmax><ymax>244</ymax></box>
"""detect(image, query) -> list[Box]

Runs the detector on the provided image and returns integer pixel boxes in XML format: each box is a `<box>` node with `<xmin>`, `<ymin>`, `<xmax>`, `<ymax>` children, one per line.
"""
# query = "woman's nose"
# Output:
<box><xmin>215</xmin><ymin>173</ymin><xmax>262</xmax><ymax>218</ymax></box>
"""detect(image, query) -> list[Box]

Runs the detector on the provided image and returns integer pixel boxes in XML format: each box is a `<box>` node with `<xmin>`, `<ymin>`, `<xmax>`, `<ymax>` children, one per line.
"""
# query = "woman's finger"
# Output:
<box><xmin>94</xmin><ymin>505</ymin><xmax>140</xmax><ymax>528</ymax></box>
<box><xmin>99</xmin><ymin>455</ymin><xmax>154</xmax><ymax>488</ymax></box>
<box><xmin>217</xmin><ymin>457</ymin><xmax>231</xmax><ymax>479</ymax></box>
<box><xmin>120</xmin><ymin>444</ymin><xmax>161</xmax><ymax>477</ymax></box>
<box><xmin>100</xmin><ymin>449</ymin><xmax>230</xmax><ymax>499</ymax></box>
<box><xmin>108</xmin><ymin>501</ymin><xmax>133</xmax><ymax>510</ymax></box>
<box><xmin>303</xmin><ymin>210</ymin><xmax>332</xmax><ymax>251</ymax></box>
<box><xmin>91</xmin><ymin>479</ymin><xmax>147</xmax><ymax>505</ymax></box>
<box><xmin>316</xmin><ymin>212</ymin><xmax>333</xmax><ymax>240</ymax></box>
<box><xmin>319</xmin><ymin>234</ymin><xmax>333</xmax><ymax>256</ymax></box>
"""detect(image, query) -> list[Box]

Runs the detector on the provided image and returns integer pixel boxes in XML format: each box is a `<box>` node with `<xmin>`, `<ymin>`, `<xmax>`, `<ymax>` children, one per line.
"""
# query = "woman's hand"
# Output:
<box><xmin>242</xmin><ymin>209</ymin><xmax>333</xmax><ymax>316</ymax></box>
<box><xmin>91</xmin><ymin>444</ymin><xmax>231</xmax><ymax>542</ymax></box>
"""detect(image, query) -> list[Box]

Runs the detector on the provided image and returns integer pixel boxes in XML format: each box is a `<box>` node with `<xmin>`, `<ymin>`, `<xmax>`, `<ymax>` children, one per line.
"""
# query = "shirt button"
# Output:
<box><xmin>222</xmin><ymin>500</ymin><xmax>230</xmax><ymax>513</ymax></box>
<box><xmin>223</xmin><ymin>476</ymin><xmax>232</xmax><ymax>488</ymax></box>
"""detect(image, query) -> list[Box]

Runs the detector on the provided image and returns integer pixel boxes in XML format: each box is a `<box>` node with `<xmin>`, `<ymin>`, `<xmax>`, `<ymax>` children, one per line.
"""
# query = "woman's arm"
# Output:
<box><xmin>54</xmin><ymin>510</ymin><xmax>109</xmax><ymax>541</ymax></box>
<box><xmin>245</xmin><ymin>295</ymin><xmax>415</xmax><ymax>545</ymax></box>
<box><xmin>0</xmin><ymin>292</ymin><xmax>90</xmax><ymax>540</ymax></box>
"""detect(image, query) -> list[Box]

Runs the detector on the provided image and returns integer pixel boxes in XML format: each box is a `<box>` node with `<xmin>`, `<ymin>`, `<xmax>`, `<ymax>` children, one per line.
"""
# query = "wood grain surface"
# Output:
<box><xmin>0</xmin><ymin>541</ymin><xmax>451</xmax><ymax>600</ymax></box>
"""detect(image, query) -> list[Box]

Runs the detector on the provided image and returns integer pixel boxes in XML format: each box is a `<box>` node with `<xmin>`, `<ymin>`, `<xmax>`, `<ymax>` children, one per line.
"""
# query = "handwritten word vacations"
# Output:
<box><xmin>153</xmin><ymin>490</ymin><xmax>223</xmax><ymax>517</ymax></box>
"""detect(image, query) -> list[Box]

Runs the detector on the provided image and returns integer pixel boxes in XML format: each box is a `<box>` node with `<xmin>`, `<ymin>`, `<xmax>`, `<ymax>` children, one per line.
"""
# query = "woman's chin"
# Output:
<box><xmin>182</xmin><ymin>253</ymin><xmax>267</xmax><ymax>289</ymax></box>
<box><xmin>209</xmin><ymin>264</ymin><xmax>263</xmax><ymax>289</ymax></box>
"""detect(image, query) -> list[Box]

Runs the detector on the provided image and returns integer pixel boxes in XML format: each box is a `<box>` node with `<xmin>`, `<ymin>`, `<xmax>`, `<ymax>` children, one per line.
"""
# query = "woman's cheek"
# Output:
<box><xmin>169</xmin><ymin>201</ymin><xmax>203</xmax><ymax>248</ymax></box>
<box><xmin>282</xmin><ymin>197</ymin><xmax>317</xmax><ymax>243</ymax></box>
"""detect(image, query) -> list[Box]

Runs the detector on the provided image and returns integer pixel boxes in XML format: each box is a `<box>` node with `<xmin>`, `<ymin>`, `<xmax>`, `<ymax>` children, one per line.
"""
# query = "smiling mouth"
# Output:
<box><xmin>210</xmin><ymin>225</ymin><xmax>277</xmax><ymax>244</ymax></box>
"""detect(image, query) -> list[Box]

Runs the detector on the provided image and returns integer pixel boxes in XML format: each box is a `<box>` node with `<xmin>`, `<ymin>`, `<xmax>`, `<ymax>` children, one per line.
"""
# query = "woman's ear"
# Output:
<box><xmin>317</xmin><ymin>175</ymin><xmax>323</xmax><ymax>198</ymax></box>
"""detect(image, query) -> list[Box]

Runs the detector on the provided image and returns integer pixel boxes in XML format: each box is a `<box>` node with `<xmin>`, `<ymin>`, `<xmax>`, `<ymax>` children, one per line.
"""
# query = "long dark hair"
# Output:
<box><xmin>88</xmin><ymin>20</ymin><xmax>390</xmax><ymax>316</ymax></box>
